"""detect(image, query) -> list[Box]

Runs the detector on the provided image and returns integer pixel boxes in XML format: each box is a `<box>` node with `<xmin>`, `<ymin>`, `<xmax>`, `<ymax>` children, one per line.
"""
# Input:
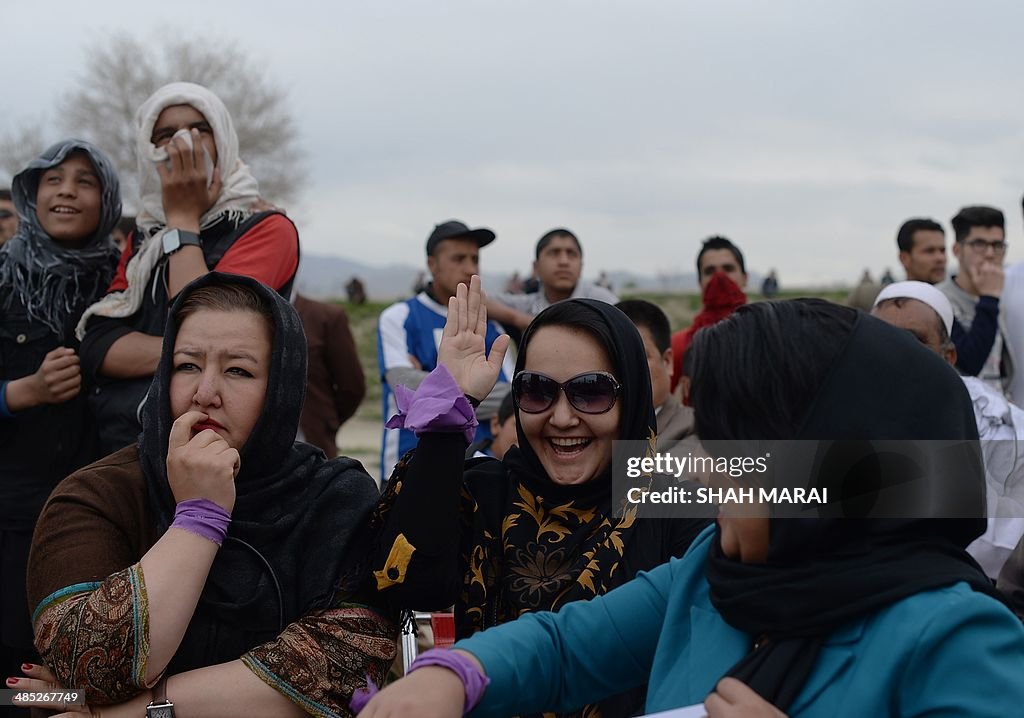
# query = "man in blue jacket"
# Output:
<box><xmin>377</xmin><ymin>220</ymin><xmax>513</xmax><ymax>478</ymax></box>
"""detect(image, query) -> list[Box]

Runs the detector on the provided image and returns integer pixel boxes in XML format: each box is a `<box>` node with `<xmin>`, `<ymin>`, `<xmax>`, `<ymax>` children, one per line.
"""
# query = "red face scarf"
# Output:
<box><xmin>671</xmin><ymin>271</ymin><xmax>747</xmax><ymax>393</ymax></box>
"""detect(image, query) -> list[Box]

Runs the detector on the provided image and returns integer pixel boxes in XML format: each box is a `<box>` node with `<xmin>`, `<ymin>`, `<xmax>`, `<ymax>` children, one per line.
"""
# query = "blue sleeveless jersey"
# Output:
<box><xmin>377</xmin><ymin>291</ymin><xmax>513</xmax><ymax>480</ymax></box>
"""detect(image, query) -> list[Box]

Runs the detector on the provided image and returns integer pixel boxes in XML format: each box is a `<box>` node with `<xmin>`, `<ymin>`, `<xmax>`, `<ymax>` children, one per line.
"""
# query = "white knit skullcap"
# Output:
<box><xmin>873</xmin><ymin>280</ymin><xmax>954</xmax><ymax>336</ymax></box>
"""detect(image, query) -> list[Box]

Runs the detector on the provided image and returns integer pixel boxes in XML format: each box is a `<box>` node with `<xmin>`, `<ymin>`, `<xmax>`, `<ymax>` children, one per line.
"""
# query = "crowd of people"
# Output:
<box><xmin>1</xmin><ymin>79</ymin><xmax>1024</xmax><ymax>718</ymax></box>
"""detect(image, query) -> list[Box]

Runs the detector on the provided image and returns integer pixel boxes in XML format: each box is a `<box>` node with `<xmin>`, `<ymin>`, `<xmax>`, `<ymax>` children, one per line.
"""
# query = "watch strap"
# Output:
<box><xmin>163</xmin><ymin>228</ymin><xmax>202</xmax><ymax>256</ymax></box>
<box><xmin>154</xmin><ymin>676</ymin><xmax>169</xmax><ymax>703</ymax></box>
<box><xmin>146</xmin><ymin>676</ymin><xmax>174</xmax><ymax>717</ymax></box>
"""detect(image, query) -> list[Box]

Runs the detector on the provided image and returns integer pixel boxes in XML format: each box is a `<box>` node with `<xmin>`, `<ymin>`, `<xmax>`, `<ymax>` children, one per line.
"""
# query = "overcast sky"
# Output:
<box><xmin>7</xmin><ymin>1</ymin><xmax>1024</xmax><ymax>284</ymax></box>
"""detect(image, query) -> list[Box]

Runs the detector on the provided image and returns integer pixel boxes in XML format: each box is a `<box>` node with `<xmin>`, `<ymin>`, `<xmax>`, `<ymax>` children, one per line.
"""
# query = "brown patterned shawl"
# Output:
<box><xmin>27</xmin><ymin>449</ymin><xmax>395</xmax><ymax>716</ymax></box>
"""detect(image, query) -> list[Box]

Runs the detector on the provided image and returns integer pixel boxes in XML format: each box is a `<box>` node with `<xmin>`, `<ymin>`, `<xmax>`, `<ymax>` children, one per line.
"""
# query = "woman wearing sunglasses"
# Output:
<box><xmin>370</xmin><ymin>276</ymin><xmax>710</xmax><ymax>718</ymax></box>
<box><xmin>362</xmin><ymin>298</ymin><xmax>1024</xmax><ymax>718</ymax></box>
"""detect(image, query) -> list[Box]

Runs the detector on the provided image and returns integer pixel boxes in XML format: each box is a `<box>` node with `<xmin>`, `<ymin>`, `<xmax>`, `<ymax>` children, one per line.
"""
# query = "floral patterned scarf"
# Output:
<box><xmin>458</xmin><ymin>299</ymin><xmax>659</xmax><ymax>718</ymax></box>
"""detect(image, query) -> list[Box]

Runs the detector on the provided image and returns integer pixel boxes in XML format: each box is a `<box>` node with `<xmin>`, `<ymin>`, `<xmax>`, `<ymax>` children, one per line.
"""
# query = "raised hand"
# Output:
<box><xmin>971</xmin><ymin>260</ymin><xmax>1004</xmax><ymax>298</ymax></box>
<box><xmin>166</xmin><ymin>410</ymin><xmax>240</xmax><ymax>513</ymax></box>
<box><xmin>438</xmin><ymin>275</ymin><xmax>510</xmax><ymax>400</ymax></box>
<box><xmin>158</xmin><ymin>129</ymin><xmax>223</xmax><ymax>230</ymax></box>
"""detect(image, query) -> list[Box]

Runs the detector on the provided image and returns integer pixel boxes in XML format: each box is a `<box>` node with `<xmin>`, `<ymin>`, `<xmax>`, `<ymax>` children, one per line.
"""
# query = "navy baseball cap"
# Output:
<box><xmin>425</xmin><ymin>220</ymin><xmax>496</xmax><ymax>255</ymax></box>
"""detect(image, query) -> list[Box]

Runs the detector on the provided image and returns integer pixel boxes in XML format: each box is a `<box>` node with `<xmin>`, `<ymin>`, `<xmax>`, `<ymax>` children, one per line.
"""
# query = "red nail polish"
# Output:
<box><xmin>6</xmin><ymin>677</ymin><xmax>18</xmax><ymax>685</ymax></box>
<box><xmin>21</xmin><ymin>663</ymin><xmax>32</xmax><ymax>670</ymax></box>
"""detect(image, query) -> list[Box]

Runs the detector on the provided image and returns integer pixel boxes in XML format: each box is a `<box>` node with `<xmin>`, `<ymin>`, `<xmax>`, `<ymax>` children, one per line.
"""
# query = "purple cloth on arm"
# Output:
<box><xmin>385</xmin><ymin>364</ymin><xmax>478</xmax><ymax>444</ymax></box>
<box><xmin>349</xmin><ymin>675</ymin><xmax>378</xmax><ymax>713</ymax></box>
<box><xmin>171</xmin><ymin>498</ymin><xmax>232</xmax><ymax>546</ymax></box>
<box><xmin>411</xmin><ymin>649</ymin><xmax>491</xmax><ymax>712</ymax></box>
<box><xmin>348</xmin><ymin>649</ymin><xmax>490</xmax><ymax>715</ymax></box>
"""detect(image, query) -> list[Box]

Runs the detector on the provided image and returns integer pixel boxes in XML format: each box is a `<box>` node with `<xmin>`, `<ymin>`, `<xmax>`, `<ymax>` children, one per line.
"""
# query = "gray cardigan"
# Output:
<box><xmin>937</xmin><ymin>277</ymin><xmax>1016</xmax><ymax>394</ymax></box>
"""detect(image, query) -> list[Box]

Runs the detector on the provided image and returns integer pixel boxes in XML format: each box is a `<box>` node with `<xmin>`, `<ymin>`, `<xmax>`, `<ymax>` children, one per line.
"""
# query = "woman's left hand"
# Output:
<box><xmin>438</xmin><ymin>275</ymin><xmax>510</xmax><ymax>401</ymax></box>
<box><xmin>704</xmin><ymin>678</ymin><xmax>788</xmax><ymax>718</ymax></box>
<box><xmin>8</xmin><ymin>663</ymin><xmax>90</xmax><ymax>716</ymax></box>
<box><xmin>9</xmin><ymin>663</ymin><xmax>150</xmax><ymax>717</ymax></box>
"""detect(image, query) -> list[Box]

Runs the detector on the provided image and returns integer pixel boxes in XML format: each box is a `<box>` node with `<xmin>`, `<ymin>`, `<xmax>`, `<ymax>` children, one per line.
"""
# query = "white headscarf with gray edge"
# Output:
<box><xmin>76</xmin><ymin>82</ymin><xmax>260</xmax><ymax>339</ymax></box>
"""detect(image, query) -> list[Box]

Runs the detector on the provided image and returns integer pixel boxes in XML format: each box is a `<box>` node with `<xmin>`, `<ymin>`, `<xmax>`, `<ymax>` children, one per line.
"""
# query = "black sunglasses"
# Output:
<box><xmin>512</xmin><ymin>371</ymin><xmax>621</xmax><ymax>414</ymax></box>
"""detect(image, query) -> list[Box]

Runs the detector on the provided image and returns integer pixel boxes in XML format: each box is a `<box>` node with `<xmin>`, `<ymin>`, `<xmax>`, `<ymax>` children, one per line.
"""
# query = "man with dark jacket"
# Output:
<box><xmin>293</xmin><ymin>294</ymin><xmax>365</xmax><ymax>458</ymax></box>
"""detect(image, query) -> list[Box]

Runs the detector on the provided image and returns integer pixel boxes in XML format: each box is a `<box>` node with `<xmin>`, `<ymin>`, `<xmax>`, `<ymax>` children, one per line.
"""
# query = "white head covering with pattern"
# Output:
<box><xmin>76</xmin><ymin>82</ymin><xmax>260</xmax><ymax>338</ymax></box>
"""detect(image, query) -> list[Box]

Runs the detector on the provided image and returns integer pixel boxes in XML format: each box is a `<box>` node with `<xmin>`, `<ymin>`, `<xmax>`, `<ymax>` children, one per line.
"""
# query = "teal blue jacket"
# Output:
<box><xmin>460</xmin><ymin>526</ymin><xmax>1024</xmax><ymax>717</ymax></box>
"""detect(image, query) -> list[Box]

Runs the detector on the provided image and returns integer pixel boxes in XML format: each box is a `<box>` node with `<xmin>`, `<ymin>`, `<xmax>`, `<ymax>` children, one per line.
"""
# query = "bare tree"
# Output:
<box><xmin>1</xmin><ymin>32</ymin><xmax>305</xmax><ymax>206</ymax></box>
<box><xmin>0</xmin><ymin>121</ymin><xmax>50</xmax><ymax>184</ymax></box>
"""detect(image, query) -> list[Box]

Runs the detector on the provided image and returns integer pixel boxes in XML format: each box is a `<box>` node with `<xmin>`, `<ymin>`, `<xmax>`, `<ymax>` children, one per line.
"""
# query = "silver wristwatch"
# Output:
<box><xmin>147</xmin><ymin>677</ymin><xmax>175</xmax><ymax>718</ymax></box>
<box><xmin>162</xmin><ymin>228</ymin><xmax>202</xmax><ymax>256</ymax></box>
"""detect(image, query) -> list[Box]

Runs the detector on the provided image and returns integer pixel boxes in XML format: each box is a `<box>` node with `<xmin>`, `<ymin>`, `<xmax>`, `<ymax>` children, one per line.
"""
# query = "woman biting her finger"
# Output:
<box><xmin>25</xmin><ymin>272</ymin><xmax>396</xmax><ymax>717</ymax></box>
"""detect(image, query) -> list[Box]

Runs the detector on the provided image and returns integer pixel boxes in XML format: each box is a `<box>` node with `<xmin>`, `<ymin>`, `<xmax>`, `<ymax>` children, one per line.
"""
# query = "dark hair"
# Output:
<box><xmin>696</xmin><ymin>235</ymin><xmax>746</xmax><ymax>276</ymax></box>
<box><xmin>496</xmin><ymin>391</ymin><xmax>515</xmax><ymax>425</ymax></box>
<box><xmin>896</xmin><ymin>218</ymin><xmax>944</xmax><ymax>252</ymax></box>
<box><xmin>535</xmin><ymin>228</ymin><xmax>582</xmax><ymax>259</ymax></box>
<box><xmin>688</xmin><ymin>299</ymin><xmax>857</xmax><ymax>440</ymax></box>
<box><xmin>951</xmin><ymin>206</ymin><xmax>1004</xmax><ymax>243</ymax></box>
<box><xmin>116</xmin><ymin>214</ymin><xmax>136</xmax><ymax>237</ymax></box>
<box><xmin>0</xmin><ymin>188</ymin><xmax>11</xmax><ymax>201</ymax></box>
<box><xmin>615</xmin><ymin>299</ymin><xmax>671</xmax><ymax>354</ymax></box>
<box><xmin>174</xmin><ymin>282</ymin><xmax>275</xmax><ymax>342</ymax></box>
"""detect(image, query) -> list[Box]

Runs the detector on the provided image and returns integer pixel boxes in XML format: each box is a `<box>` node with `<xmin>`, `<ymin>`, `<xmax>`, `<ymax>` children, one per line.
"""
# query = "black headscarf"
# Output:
<box><xmin>0</xmin><ymin>139</ymin><xmax>121</xmax><ymax>338</ymax></box>
<box><xmin>458</xmin><ymin>300</ymin><xmax>662</xmax><ymax>717</ymax></box>
<box><xmin>461</xmin><ymin>299</ymin><xmax>656</xmax><ymax>611</ymax></box>
<box><xmin>138</xmin><ymin>272</ymin><xmax>380</xmax><ymax>671</ymax></box>
<box><xmin>703</xmin><ymin>311</ymin><xmax>1000</xmax><ymax>710</ymax></box>
<box><xmin>503</xmin><ymin>298</ymin><xmax>657</xmax><ymax>507</ymax></box>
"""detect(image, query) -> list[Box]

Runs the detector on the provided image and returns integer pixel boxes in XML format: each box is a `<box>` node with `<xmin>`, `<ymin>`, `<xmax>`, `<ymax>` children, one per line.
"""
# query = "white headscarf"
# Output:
<box><xmin>76</xmin><ymin>82</ymin><xmax>261</xmax><ymax>339</ymax></box>
<box><xmin>873</xmin><ymin>280</ymin><xmax>955</xmax><ymax>336</ymax></box>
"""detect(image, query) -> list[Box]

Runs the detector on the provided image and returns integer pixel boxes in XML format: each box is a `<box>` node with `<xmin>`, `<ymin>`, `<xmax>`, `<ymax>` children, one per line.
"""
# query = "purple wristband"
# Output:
<box><xmin>385</xmin><ymin>364</ymin><xmax>479</xmax><ymax>444</ymax></box>
<box><xmin>349</xmin><ymin>674</ymin><xmax>380</xmax><ymax>714</ymax></box>
<box><xmin>409</xmin><ymin>648</ymin><xmax>490</xmax><ymax>714</ymax></box>
<box><xmin>171</xmin><ymin>498</ymin><xmax>231</xmax><ymax>546</ymax></box>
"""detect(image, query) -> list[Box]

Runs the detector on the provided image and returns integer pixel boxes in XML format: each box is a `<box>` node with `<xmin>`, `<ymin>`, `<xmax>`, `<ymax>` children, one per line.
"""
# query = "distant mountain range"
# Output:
<box><xmin>294</xmin><ymin>252</ymin><xmax>759</xmax><ymax>301</ymax></box>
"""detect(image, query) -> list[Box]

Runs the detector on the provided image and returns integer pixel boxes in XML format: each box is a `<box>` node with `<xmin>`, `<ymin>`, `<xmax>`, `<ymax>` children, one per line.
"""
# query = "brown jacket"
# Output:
<box><xmin>27</xmin><ymin>446</ymin><xmax>396</xmax><ymax>711</ymax></box>
<box><xmin>655</xmin><ymin>394</ymin><xmax>696</xmax><ymax>451</ymax></box>
<box><xmin>293</xmin><ymin>294</ymin><xmax>365</xmax><ymax>458</ymax></box>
